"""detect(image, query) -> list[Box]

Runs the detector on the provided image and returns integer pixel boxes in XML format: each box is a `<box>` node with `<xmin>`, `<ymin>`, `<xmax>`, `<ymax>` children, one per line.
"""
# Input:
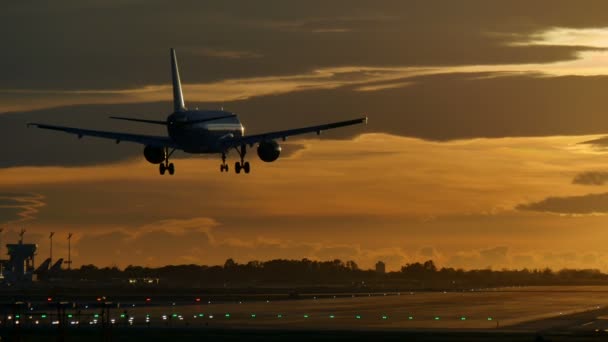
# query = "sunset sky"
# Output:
<box><xmin>5</xmin><ymin>1</ymin><xmax>608</xmax><ymax>271</ymax></box>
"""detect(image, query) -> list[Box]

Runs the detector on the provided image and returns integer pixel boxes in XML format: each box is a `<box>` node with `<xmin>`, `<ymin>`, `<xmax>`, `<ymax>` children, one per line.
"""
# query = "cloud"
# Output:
<box><xmin>0</xmin><ymin>192</ymin><xmax>45</xmax><ymax>224</ymax></box>
<box><xmin>189</xmin><ymin>47</ymin><xmax>263</xmax><ymax>60</ymax></box>
<box><xmin>572</xmin><ymin>171</ymin><xmax>608</xmax><ymax>185</ymax></box>
<box><xmin>447</xmin><ymin>246</ymin><xmax>510</xmax><ymax>270</ymax></box>
<box><xmin>517</xmin><ymin>192</ymin><xmax>608</xmax><ymax>214</ymax></box>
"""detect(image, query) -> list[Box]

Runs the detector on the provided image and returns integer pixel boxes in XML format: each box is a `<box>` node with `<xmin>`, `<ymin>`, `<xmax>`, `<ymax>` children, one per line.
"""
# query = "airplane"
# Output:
<box><xmin>28</xmin><ymin>48</ymin><xmax>367</xmax><ymax>175</ymax></box>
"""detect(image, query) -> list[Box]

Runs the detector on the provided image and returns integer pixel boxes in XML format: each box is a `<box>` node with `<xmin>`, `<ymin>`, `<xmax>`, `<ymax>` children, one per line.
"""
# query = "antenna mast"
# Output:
<box><xmin>19</xmin><ymin>228</ymin><xmax>25</xmax><ymax>244</ymax></box>
<box><xmin>66</xmin><ymin>233</ymin><xmax>73</xmax><ymax>270</ymax></box>
<box><xmin>49</xmin><ymin>232</ymin><xmax>55</xmax><ymax>264</ymax></box>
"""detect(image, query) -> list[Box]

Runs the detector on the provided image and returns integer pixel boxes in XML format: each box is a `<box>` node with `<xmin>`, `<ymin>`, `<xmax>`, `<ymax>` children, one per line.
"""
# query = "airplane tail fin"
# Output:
<box><xmin>170</xmin><ymin>48</ymin><xmax>187</xmax><ymax>112</ymax></box>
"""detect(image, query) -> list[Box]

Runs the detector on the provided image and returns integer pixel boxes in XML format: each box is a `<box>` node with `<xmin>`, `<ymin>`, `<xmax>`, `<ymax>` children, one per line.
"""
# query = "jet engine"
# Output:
<box><xmin>143</xmin><ymin>145</ymin><xmax>165</xmax><ymax>164</ymax></box>
<box><xmin>257</xmin><ymin>140</ymin><xmax>281</xmax><ymax>162</ymax></box>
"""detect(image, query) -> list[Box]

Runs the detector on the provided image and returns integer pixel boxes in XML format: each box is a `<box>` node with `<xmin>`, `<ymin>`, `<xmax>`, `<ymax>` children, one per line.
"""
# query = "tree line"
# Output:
<box><xmin>51</xmin><ymin>259</ymin><xmax>608</xmax><ymax>289</ymax></box>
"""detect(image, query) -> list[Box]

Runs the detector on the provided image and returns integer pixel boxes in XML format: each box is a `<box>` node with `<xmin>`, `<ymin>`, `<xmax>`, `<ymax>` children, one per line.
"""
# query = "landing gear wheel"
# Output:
<box><xmin>168</xmin><ymin>163</ymin><xmax>175</xmax><ymax>175</ymax></box>
<box><xmin>159</xmin><ymin>163</ymin><xmax>166</xmax><ymax>175</ymax></box>
<box><xmin>243</xmin><ymin>161</ymin><xmax>250</xmax><ymax>174</ymax></box>
<box><xmin>235</xmin><ymin>162</ymin><xmax>242</xmax><ymax>174</ymax></box>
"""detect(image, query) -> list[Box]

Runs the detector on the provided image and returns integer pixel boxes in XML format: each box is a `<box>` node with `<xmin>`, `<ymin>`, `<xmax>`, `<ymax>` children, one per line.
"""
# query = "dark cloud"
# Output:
<box><xmin>2</xmin><ymin>1</ymin><xmax>608</xmax><ymax>91</ymax></box>
<box><xmin>573</xmin><ymin>171</ymin><xmax>608</xmax><ymax>186</ymax></box>
<box><xmin>579</xmin><ymin>136</ymin><xmax>608</xmax><ymax>150</ymax></box>
<box><xmin>517</xmin><ymin>193</ymin><xmax>608</xmax><ymax>214</ymax></box>
<box><xmin>7</xmin><ymin>72</ymin><xmax>608</xmax><ymax>168</ymax></box>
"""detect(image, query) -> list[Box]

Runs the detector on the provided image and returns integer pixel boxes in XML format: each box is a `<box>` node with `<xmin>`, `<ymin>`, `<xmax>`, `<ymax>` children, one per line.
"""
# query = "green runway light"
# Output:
<box><xmin>198</xmin><ymin>313</ymin><xmax>204</xmax><ymax>317</ymax></box>
<box><xmin>41</xmin><ymin>314</ymin><xmax>47</xmax><ymax>318</ymax></box>
<box><xmin>461</xmin><ymin>317</ymin><xmax>467</xmax><ymax>321</ymax></box>
<box><xmin>67</xmin><ymin>314</ymin><xmax>73</xmax><ymax>318</ymax></box>
<box><xmin>303</xmin><ymin>314</ymin><xmax>309</xmax><ymax>318</ymax></box>
<box><xmin>251</xmin><ymin>314</ymin><xmax>256</xmax><ymax>318</ymax></box>
<box><xmin>487</xmin><ymin>317</ymin><xmax>493</xmax><ymax>321</ymax></box>
<box><xmin>355</xmin><ymin>315</ymin><xmax>361</xmax><ymax>319</ymax></box>
<box><xmin>277</xmin><ymin>314</ymin><xmax>283</xmax><ymax>318</ymax></box>
<box><xmin>120</xmin><ymin>314</ymin><xmax>125</xmax><ymax>318</ymax></box>
<box><xmin>382</xmin><ymin>315</ymin><xmax>388</xmax><ymax>320</ymax></box>
<box><xmin>225</xmin><ymin>313</ymin><xmax>231</xmax><ymax>318</ymax></box>
<box><xmin>329</xmin><ymin>315</ymin><xmax>335</xmax><ymax>319</ymax></box>
<box><xmin>172</xmin><ymin>314</ymin><xmax>177</xmax><ymax>318</ymax></box>
<box><xmin>94</xmin><ymin>314</ymin><xmax>99</xmax><ymax>318</ymax></box>
<box><xmin>408</xmin><ymin>316</ymin><xmax>414</xmax><ymax>320</ymax></box>
<box><xmin>434</xmin><ymin>316</ymin><xmax>440</xmax><ymax>320</ymax></box>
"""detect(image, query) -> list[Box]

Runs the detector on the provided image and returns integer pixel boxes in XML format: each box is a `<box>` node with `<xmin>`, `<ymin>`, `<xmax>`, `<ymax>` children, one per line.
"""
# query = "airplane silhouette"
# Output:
<box><xmin>29</xmin><ymin>49</ymin><xmax>367</xmax><ymax>175</ymax></box>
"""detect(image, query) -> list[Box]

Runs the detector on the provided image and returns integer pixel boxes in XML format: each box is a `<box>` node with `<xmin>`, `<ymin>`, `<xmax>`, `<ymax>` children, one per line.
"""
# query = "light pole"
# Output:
<box><xmin>49</xmin><ymin>232</ymin><xmax>55</xmax><ymax>264</ymax></box>
<box><xmin>67</xmin><ymin>233</ymin><xmax>73</xmax><ymax>270</ymax></box>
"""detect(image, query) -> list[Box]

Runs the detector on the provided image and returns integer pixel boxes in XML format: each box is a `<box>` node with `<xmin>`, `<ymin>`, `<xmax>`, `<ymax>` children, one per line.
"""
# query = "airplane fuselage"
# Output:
<box><xmin>167</xmin><ymin>110</ymin><xmax>244</xmax><ymax>153</ymax></box>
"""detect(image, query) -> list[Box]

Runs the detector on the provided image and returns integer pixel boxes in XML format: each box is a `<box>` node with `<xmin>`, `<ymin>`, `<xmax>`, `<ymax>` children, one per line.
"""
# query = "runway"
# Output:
<box><xmin>110</xmin><ymin>286</ymin><xmax>608</xmax><ymax>330</ymax></box>
<box><xmin>4</xmin><ymin>286</ymin><xmax>608</xmax><ymax>341</ymax></box>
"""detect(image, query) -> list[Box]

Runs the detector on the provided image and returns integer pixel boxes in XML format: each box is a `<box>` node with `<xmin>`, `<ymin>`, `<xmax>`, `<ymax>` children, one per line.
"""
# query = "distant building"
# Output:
<box><xmin>375</xmin><ymin>261</ymin><xmax>386</xmax><ymax>274</ymax></box>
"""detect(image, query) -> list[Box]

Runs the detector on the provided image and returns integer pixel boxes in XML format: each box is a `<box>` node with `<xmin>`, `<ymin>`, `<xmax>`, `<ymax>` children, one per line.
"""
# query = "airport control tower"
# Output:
<box><xmin>5</xmin><ymin>230</ymin><xmax>37</xmax><ymax>282</ymax></box>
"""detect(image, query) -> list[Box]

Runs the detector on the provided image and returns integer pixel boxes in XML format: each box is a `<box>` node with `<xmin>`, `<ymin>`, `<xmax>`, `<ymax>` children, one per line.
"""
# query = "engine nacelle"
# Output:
<box><xmin>143</xmin><ymin>145</ymin><xmax>165</xmax><ymax>164</ymax></box>
<box><xmin>257</xmin><ymin>140</ymin><xmax>281</xmax><ymax>162</ymax></box>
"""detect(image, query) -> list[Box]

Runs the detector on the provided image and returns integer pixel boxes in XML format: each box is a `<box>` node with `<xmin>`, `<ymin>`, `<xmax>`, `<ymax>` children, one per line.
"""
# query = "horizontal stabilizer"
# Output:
<box><xmin>109</xmin><ymin>116</ymin><xmax>168</xmax><ymax>125</ymax></box>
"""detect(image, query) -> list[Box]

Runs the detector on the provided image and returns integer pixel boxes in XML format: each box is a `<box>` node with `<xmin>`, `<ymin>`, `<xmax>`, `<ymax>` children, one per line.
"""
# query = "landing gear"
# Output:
<box><xmin>234</xmin><ymin>144</ymin><xmax>250</xmax><ymax>174</ymax></box>
<box><xmin>159</xmin><ymin>147</ymin><xmax>176</xmax><ymax>176</ymax></box>
<box><xmin>220</xmin><ymin>152</ymin><xmax>229</xmax><ymax>172</ymax></box>
<box><xmin>219</xmin><ymin>145</ymin><xmax>250</xmax><ymax>174</ymax></box>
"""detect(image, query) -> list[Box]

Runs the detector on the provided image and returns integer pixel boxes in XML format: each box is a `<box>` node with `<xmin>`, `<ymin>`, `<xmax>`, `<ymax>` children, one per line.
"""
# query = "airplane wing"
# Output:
<box><xmin>221</xmin><ymin>116</ymin><xmax>368</xmax><ymax>148</ymax></box>
<box><xmin>27</xmin><ymin>123</ymin><xmax>178</xmax><ymax>148</ymax></box>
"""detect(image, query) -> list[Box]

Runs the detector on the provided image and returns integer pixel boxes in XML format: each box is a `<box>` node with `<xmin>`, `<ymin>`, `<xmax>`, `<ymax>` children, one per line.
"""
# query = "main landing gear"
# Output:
<box><xmin>220</xmin><ymin>144</ymin><xmax>250</xmax><ymax>174</ymax></box>
<box><xmin>159</xmin><ymin>147</ymin><xmax>176</xmax><ymax>176</ymax></box>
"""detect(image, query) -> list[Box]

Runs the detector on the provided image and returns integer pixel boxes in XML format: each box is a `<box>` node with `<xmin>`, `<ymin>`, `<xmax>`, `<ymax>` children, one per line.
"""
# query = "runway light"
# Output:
<box><xmin>172</xmin><ymin>314</ymin><xmax>177</xmax><ymax>318</ymax></box>
<box><xmin>329</xmin><ymin>315</ymin><xmax>335</xmax><ymax>319</ymax></box>
<box><xmin>303</xmin><ymin>314</ymin><xmax>309</xmax><ymax>318</ymax></box>
<box><xmin>67</xmin><ymin>314</ymin><xmax>73</xmax><ymax>318</ymax></box>
<box><xmin>47</xmin><ymin>297</ymin><xmax>52</xmax><ymax>302</ymax></box>
<box><xmin>382</xmin><ymin>315</ymin><xmax>388</xmax><ymax>320</ymax></box>
<box><xmin>94</xmin><ymin>314</ymin><xmax>99</xmax><ymax>318</ymax></box>
<box><xmin>15</xmin><ymin>315</ymin><xmax>20</xmax><ymax>319</ymax></box>
<box><xmin>146</xmin><ymin>298</ymin><xmax>151</xmax><ymax>302</ymax></box>
<box><xmin>461</xmin><ymin>317</ymin><xmax>467</xmax><ymax>321</ymax></box>
<box><xmin>41</xmin><ymin>314</ymin><xmax>47</xmax><ymax>318</ymax></box>
<box><xmin>225</xmin><ymin>313</ymin><xmax>231</xmax><ymax>318</ymax></box>
<box><xmin>277</xmin><ymin>314</ymin><xmax>283</xmax><ymax>318</ymax></box>
<box><xmin>434</xmin><ymin>316</ymin><xmax>440</xmax><ymax>320</ymax></box>
<box><xmin>120</xmin><ymin>314</ymin><xmax>126</xmax><ymax>318</ymax></box>
<box><xmin>487</xmin><ymin>317</ymin><xmax>493</xmax><ymax>321</ymax></box>
<box><xmin>355</xmin><ymin>315</ymin><xmax>361</xmax><ymax>319</ymax></box>
<box><xmin>195</xmin><ymin>298</ymin><xmax>201</xmax><ymax>302</ymax></box>
<box><xmin>198</xmin><ymin>313</ymin><xmax>204</xmax><ymax>317</ymax></box>
<box><xmin>251</xmin><ymin>314</ymin><xmax>256</xmax><ymax>318</ymax></box>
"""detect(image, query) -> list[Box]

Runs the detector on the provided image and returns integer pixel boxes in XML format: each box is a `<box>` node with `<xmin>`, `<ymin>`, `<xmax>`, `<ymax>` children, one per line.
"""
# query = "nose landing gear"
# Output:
<box><xmin>220</xmin><ymin>152</ymin><xmax>229</xmax><ymax>172</ymax></box>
